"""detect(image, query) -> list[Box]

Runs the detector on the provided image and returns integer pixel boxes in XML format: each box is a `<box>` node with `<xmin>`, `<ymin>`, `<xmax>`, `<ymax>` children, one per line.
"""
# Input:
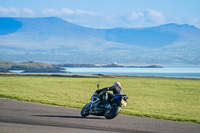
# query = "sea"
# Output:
<box><xmin>63</xmin><ymin>66</ymin><xmax>200</xmax><ymax>79</ymax></box>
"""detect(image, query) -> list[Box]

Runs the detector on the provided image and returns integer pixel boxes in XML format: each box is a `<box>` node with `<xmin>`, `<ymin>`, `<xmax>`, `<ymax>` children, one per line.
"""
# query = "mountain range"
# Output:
<box><xmin>0</xmin><ymin>17</ymin><xmax>200</xmax><ymax>65</ymax></box>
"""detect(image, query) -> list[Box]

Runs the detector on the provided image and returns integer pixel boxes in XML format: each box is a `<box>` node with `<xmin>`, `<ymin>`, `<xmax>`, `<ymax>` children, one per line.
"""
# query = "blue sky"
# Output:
<box><xmin>0</xmin><ymin>0</ymin><xmax>200</xmax><ymax>28</ymax></box>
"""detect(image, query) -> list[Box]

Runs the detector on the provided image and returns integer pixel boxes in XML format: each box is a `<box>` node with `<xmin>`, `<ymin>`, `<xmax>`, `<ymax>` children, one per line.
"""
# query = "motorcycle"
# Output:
<box><xmin>81</xmin><ymin>84</ymin><xmax>128</xmax><ymax>119</ymax></box>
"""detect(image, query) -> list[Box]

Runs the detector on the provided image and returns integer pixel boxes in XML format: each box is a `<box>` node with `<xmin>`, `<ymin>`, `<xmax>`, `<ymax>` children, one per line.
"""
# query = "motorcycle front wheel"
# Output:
<box><xmin>81</xmin><ymin>103</ymin><xmax>90</xmax><ymax>117</ymax></box>
<box><xmin>104</xmin><ymin>103</ymin><xmax>121</xmax><ymax>119</ymax></box>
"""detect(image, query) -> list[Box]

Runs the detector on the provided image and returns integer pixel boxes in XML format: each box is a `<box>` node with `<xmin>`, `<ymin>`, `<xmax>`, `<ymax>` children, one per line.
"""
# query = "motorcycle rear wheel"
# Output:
<box><xmin>81</xmin><ymin>103</ymin><xmax>90</xmax><ymax>117</ymax></box>
<box><xmin>104</xmin><ymin>104</ymin><xmax>121</xmax><ymax>119</ymax></box>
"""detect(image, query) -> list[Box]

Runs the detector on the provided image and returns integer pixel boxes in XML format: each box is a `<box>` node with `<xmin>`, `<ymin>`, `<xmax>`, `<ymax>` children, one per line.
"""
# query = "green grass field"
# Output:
<box><xmin>0</xmin><ymin>75</ymin><xmax>199</xmax><ymax>123</ymax></box>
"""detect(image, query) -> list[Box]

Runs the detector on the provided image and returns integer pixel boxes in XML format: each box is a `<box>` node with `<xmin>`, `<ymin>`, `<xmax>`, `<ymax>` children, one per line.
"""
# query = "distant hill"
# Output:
<box><xmin>0</xmin><ymin>17</ymin><xmax>200</xmax><ymax>65</ymax></box>
<box><xmin>104</xmin><ymin>23</ymin><xmax>200</xmax><ymax>48</ymax></box>
<box><xmin>0</xmin><ymin>61</ymin><xmax>66</xmax><ymax>73</ymax></box>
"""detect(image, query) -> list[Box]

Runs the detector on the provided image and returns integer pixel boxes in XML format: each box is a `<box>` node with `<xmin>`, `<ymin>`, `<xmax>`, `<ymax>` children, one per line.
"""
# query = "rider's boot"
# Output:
<box><xmin>101</xmin><ymin>100</ymin><xmax>111</xmax><ymax>109</ymax></box>
<box><xmin>104</xmin><ymin>103</ymin><xmax>111</xmax><ymax>109</ymax></box>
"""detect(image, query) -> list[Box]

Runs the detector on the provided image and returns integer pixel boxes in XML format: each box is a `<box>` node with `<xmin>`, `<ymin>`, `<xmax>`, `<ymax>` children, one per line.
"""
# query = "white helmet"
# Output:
<box><xmin>113</xmin><ymin>82</ymin><xmax>121</xmax><ymax>88</ymax></box>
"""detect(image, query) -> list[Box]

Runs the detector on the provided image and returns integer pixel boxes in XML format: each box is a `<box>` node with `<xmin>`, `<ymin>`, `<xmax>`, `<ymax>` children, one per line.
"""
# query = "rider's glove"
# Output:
<box><xmin>95</xmin><ymin>90</ymin><xmax>101</xmax><ymax>94</ymax></box>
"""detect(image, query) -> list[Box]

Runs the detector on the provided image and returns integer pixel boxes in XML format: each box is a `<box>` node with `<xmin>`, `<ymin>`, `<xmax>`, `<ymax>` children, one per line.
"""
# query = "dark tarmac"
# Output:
<box><xmin>0</xmin><ymin>98</ymin><xmax>199</xmax><ymax>133</ymax></box>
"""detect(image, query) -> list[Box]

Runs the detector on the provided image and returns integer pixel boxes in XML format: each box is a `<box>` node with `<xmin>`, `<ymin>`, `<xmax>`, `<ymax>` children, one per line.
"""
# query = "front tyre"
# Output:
<box><xmin>104</xmin><ymin>104</ymin><xmax>121</xmax><ymax>119</ymax></box>
<box><xmin>81</xmin><ymin>103</ymin><xmax>90</xmax><ymax>117</ymax></box>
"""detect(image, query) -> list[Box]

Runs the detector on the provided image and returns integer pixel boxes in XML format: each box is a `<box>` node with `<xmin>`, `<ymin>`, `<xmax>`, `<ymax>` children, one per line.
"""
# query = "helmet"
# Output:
<box><xmin>113</xmin><ymin>82</ymin><xmax>121</xmax><ymax>88</ymax></box>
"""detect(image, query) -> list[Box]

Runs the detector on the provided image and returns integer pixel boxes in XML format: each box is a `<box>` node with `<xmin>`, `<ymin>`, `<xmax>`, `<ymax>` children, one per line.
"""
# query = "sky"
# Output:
<box><xmin>0</xmin><ymin>0</ymin><xmax>200</xmax><ymax>28</ymax></box>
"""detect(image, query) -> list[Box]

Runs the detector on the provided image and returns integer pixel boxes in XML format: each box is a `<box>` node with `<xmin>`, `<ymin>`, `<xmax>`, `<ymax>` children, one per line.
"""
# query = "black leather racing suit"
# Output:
<box><xmin>97</xmin><ymin>86</ymin><xmax>123</xmax><ymax>106</ymax></box>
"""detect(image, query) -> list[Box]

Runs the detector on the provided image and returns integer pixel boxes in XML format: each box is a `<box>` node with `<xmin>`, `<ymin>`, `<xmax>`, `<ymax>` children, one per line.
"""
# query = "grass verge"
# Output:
<box><xmin>0</xmin><ymin>75</ymin><xmax>199</xmax><ymax>124</ymax></box>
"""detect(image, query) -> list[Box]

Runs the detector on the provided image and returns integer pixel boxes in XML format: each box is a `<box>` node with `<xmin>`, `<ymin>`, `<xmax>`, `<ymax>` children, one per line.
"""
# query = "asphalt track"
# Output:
<box><xmin>0</xmin><ymin>98</ymin><xmax>199</xmax><ymax>133</ymax></box>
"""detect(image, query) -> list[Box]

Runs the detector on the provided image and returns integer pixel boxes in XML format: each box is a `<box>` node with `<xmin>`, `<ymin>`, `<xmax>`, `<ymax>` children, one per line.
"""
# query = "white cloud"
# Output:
<box><xmin>192</xmin><ymin>18</ymin><xmax>200</xmax><ymax>28</ymax></box>
<box><xmin>61</xmin><ymin>8</ymin><xmax>74</xmax><ymax>14</ymax></box>
<box><xmin>23</xmin><ymin>8</ymin><xmax>35</xmax><ymax>16</ymax></box>
<box><xmin>125</xmin><ymin>9</ymin><xmax>166</xmax><ymax>27</ymax></box>
<box><xmin>41</xmin><ymin>8</ymin><xmax>61</xmax><ymax>16</ymax></box>
<box><xmin>0</xmin><ymin>6</ymin><xmax>36</xmax><ymax>17</ymax></box>
<box><xmin>0</xmin><ymin>7</ymin><xmax>167</xmax><ymax>28</ymax></box>
<box><xmin>145</xmin><ymin>9</ymin><xmax>165</xmax><ymax>23</ymax></box>
<box><xmin>0</xmin><ymin>6</ymin><xmax>7</xmax><ymax>13</ymax></box>
<box><xmin>20</xmin><ymin>8</ymin><xmax>36</xmax><ymax>17</ymax></box>
<box><xmin>128</xmin><ymin>12</ymin><xmax>144</xmax><ymax>21</ymax></box>
<box><xmin>1</xmin><ymin>6</ymin><xmax>199</xmax><ymax>29</ymax></box>
<box><xmin>76</xmin><ymin>10</ymin><xmax>102</xmax><ymax>16</ymax></box>
<box><xmin>39</xmin><ymin>8</ymin><xmax>102</xmax><ymax>18</ymax></box>
<box><xmin>0</xmin><ymin>6</ymin><xmax>20</xmax><ymax>16</ymax></box>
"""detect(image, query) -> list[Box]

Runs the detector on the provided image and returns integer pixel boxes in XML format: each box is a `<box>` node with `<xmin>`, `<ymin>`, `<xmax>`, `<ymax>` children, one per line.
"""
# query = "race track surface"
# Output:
<box><xmin>0</xmin><ymin>98</ymin><xmax>199</xmax><ymax>133</ymax></box>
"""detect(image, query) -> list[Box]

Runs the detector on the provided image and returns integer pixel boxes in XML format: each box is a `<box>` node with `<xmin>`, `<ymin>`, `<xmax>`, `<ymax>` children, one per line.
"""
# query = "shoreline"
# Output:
<box><xmin>0</xmin><ymin>73</ymin><xmax>200</xmax><ymax>80</ymax></box>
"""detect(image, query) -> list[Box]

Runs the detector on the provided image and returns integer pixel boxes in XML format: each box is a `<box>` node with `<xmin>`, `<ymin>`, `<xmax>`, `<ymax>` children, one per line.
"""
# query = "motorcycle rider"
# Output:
<box><xmin>95</xmin><ymin>82</ymin><xmax>123</xmax><ymax>109</ymax></box>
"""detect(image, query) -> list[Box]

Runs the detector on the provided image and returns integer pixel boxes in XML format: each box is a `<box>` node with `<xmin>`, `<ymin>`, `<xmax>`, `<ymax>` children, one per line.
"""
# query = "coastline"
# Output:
<box><xmin>0</xmin><ymin>61</ymin><xmax>162</xmax><ymax>73</ymax></box>
<box><xmin>0</xmin><ymin>73</ymin><xmax>200</xmax><ymax>80</ymax></box>
<box><xmin>1</xmin><ymin>61</ymin><xmax>200</xmax><ymax>79</ymax></box>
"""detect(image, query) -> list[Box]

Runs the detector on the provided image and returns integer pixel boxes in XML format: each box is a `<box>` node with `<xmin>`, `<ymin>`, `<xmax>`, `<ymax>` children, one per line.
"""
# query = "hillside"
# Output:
<box><xmin>0</xmin><ymin>61</ymin><xmax>66</xmax><ymax>73</ymax></box>
<box><xmin>104</xmin><ymin>23</ymin><xmax>200</xmax><ymax>48</ymax></box>
<box><xmin>0</xmin><ymin>17</ymin><xmax>200</xmax><ymax>65</ymax></box>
